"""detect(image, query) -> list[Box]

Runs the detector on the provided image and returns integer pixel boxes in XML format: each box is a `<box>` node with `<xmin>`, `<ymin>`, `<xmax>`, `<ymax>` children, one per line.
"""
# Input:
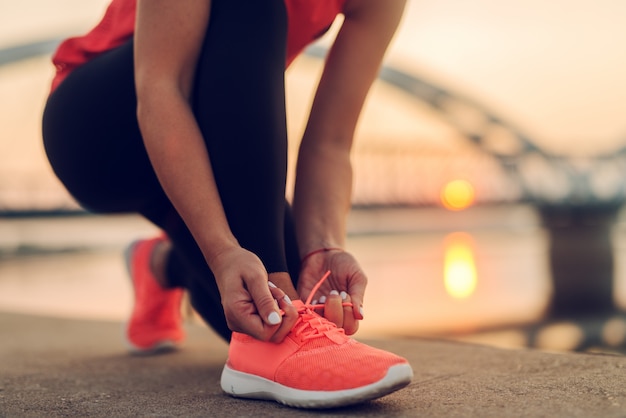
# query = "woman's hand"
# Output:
<box><xmin>211</xmin><ymin>247</ymin><xmax>298</xmax><ymax>342</ymax></box>
<box><xmin>297</xmin><ymin>249</ymin><xmax>367</xmax><ymax>335</ymax></box>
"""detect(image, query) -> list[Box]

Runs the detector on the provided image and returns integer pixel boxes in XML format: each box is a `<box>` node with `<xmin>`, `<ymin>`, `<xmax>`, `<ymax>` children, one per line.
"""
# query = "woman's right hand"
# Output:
<box><xmin>211</xmin><ymin>247</ymin><xmax>298</xmax><ymax>342</ymax></box>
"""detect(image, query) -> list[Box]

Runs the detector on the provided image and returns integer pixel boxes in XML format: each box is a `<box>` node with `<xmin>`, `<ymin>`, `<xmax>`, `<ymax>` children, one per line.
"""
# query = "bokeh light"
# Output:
<box><xmin>441</xmin><ymin>179</ymin><xmax>475</xmax><ymax>211</ymax></box>
<box><xmin>444</xmin><ymin>232</ymin><xmax>478</xmax><ymax>299</ymax></box>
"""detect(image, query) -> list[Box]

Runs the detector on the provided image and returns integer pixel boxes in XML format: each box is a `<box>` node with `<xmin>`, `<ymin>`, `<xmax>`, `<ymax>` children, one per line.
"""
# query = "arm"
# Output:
<box><xmin>292</xmin><ymin>0</ymin><xmax>406</xmax><ymax>255</ymax></box>
<box><xmin>135</xmin><ymin>0</ymin><xmax>232</xmax><ymax>265</ymax></box>
<box><xmin>293</xmin><ymin>0</ymin><xmax>406</xmax><ymax>333</ymax></box>
<box><xmin>134</xmin><ymin>0</ymin><xmax>296</xmax><ymax>341</ymax></box>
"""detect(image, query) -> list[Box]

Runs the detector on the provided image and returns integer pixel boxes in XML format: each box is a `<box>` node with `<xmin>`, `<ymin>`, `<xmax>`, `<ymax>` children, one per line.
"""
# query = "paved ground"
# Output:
<box><xmin>1</xmin><ymin>311</ymin><xmax>625</xmax><ymax>417</ymax></box>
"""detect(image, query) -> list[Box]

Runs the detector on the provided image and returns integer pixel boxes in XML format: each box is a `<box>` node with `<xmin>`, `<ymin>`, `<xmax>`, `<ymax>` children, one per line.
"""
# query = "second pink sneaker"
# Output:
<box><xmin>125</xmin><ymin>236</ymin><xmax>185</xmax><ymax>355</ymax></box>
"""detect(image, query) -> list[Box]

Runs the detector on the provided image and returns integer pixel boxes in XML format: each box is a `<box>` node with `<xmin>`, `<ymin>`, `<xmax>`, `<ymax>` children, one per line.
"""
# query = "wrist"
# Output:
<box><xmin>301</xmin><ymin>247</ymin><xmax>343</xmax><ymax>263</ymax></box>
<box><xmin>202</xmin><ymin>236</ymin><xmax>241</xmax><ymax>270</ymax></box>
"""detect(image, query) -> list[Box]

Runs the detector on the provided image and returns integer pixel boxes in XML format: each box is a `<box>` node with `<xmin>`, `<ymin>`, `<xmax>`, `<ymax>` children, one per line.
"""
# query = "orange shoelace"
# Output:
<box><xmin>305</xmin><ymin>270</ymin><xmax>354</xmax><ymax>308</ymax></box>
<box><xmin>290</xmin><ymin>271</ymin><xmax>353</xmax><ymax>340</ymax></box>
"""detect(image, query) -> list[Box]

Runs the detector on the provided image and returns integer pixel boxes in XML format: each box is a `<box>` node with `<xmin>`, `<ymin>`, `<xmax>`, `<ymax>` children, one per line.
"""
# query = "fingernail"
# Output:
<box><xmin>340</xmin><ymin>291</ymin><xmax>348</xmax><ymax>300</ymax></box>
<box><xmin>283</xmin><ymin>294</ymin><xmax>292</xmax><ymax>305</ymax></box>
<box><xmin>359</xmin><ymin>306</ymin><xmax>365</xmax><ymax>318</ymax></box>
<box><xmin>330</xmin><ymin>290</ymin><xmax>339</xmax><ymax>296</ymax></box>
<box><xmin>318</xmin><ymin>295</ymin><xmax>327</xmax><ymax>304</ymax></box>
<box><xmin>311</xmin><ymin>299</ymin><xmax>318</xmax><ymax>305</ymax></box>
<box><xmin>268</xmin><ymin>311</ymin><xmax>281</xmax><ymax>325</ymax></box>
<box><xmin>268</xmin><ymin>281</ymin><xmax>277</xmax><ymax>288</ymax></box>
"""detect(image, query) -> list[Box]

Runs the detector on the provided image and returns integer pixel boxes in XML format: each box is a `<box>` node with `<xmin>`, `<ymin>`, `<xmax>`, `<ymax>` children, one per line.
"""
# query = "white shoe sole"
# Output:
<box><xmin>220</xmin><ymin>363</ymin><xmax>413</xmax><ymax>409</ymax></box>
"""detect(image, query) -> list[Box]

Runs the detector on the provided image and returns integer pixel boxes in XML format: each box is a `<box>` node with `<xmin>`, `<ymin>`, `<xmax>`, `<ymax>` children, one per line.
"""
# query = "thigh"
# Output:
<box><xmin>42</xmin><ymin>40</ymin><xmax>164</xmax><ymax>214</ymax></box>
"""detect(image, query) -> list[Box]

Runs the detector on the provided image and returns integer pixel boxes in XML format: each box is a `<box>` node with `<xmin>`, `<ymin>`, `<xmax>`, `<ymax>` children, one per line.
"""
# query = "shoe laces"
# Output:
<box><xmin>292</xmin><ymin>271</ymin><xmax>353</xmax><ymax>341</ymax></box>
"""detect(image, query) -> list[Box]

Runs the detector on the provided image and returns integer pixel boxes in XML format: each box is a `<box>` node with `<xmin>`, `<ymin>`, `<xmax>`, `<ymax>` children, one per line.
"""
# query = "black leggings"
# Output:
<box><xmin>42</xmin><ymin>0</ymin><xmax>301</xmax><ymax>341</ymax></box>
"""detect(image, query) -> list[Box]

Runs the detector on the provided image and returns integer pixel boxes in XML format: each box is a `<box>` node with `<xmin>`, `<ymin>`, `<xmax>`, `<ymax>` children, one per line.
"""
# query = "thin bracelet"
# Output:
<box><xmin>301</xmin><ymin>247</ymin><xmax>343</xmax><ymax>263</ymax></box>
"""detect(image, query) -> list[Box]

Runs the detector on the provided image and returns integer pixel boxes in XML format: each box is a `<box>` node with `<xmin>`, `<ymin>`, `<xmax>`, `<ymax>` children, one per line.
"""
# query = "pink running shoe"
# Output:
<box><xmin>221</xmin><ymin>273</ymin><xmax>413</xmax><ymax>409</ymax></box>
<box><xmin>125</xmin><ymin>236</ymin><xmax>185</xmax><ymax>355</ymax></box>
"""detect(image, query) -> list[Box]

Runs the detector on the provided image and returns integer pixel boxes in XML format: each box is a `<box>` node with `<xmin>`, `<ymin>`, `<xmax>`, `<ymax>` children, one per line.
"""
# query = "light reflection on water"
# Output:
<box><xmin>443</xmin><ymin>232</ymin><xmax>478</xmax><ymax>299</ymax></box>
<box><xmin>352</xmin><ymin>219</ymin><xmax>551</xmax><ymax>338</ymax></box>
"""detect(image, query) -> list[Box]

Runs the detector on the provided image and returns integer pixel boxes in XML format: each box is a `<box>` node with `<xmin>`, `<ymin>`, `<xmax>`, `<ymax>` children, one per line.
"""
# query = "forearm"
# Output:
<box><xmin>137</xmin><ymin>92</ymin><xmax>239</xmax><ymax>267</ymax></box>
<box><xmin>293</xmin><ymin>137</ymin><xmax>352</xmax><ymax>256</ymax></box>
<box><xmin>292</xmin><ymin>0</ymin><xmax>406</xmax><ymax>257</ymax></box>
<box><xmin>134</xmin><ymin>0</ymin><xmax>239</xmax><ymax>267</ymax></box>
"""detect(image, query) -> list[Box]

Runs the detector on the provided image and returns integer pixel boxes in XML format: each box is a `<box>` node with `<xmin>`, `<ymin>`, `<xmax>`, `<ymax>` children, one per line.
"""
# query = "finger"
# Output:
<box><xmin>347</xmin><ymin>272</ymin><xmax>367</xmax><ymax>321</ymax></box>
<box><xmin>268</xmin><ymin>280</ymin><xmax>284</xmax><ymax>308</ymax></box>
<box><xmin>351</xmin><ymin>293</ymin><xmax>365</xmax><ymax>321</ymax></box>
<box><xmin>268</xmin><ymin>291</ymin><xmax>299</xmax><ymax>343</ymax></box>
<box><xmin>247</xmin><ymin>277</ymin><xmax>283</xmax><ymax>333</ymax></box>
<box><xmin>267</xmin><ymin>281</ymin><xmax>292</xmax><ymax>317</ymax></box>
<box><xmin>323</xmin><ymin>290</ymin><xmax>344</xmax><ymax>328</ymax></box>
<box><xmin>234</xmin><ymin>284</ymin><xmax>292</xmax><ymax>342</ymax></box>
<box><xmin>224</xmin><ymin>303</ymin><xmax>266</xmax><ymax>339</ymax></box>
<box><xmin>341</xmin><ymin>292</ymin><xmax>359</xmax><ymax>335</ymax></box>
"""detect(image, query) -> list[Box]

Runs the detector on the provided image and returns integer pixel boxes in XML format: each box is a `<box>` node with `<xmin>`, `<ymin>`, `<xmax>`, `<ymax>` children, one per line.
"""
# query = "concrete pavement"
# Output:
<box><xmin>1</xmin><ymin>311</ymin><xmax>625</xmax><ymax>417</ymax></box>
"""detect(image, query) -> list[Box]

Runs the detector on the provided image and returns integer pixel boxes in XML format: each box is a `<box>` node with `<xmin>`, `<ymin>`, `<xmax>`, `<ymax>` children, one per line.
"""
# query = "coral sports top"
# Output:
<box><xmin>51</xmin><ymin>0</ymin><xmax>347</xmax><ymax>92</ymax></box>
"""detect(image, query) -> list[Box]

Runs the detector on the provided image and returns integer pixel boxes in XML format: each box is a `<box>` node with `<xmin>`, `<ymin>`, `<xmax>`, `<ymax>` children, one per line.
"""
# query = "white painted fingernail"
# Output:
<box><xmin>330</xmin><ymin>290</ymin><xmax>339</xmax><ymax>296</ymax></box>
<box><xmin>311</xmin><ymin>299</ymin><xmax>318</xmax><ymax>305</ymax></box>
<box><xmin>340</xmin><ymin>291</ymin><xmax>348</xmax><ymax>300</ymax></box>
<box><xmin>268</xmin><ymin>311</ymin><xmax>281</xmax><ymax>325</ymax></box>
<box><xmin>283</xmin><ymin>295</ymin><xmax>292</xmax><ymax>305</ymax></box>
<box><xmin>318</xmin><ymin>296</ymin><xmax>327</xmax><ymax>304</ymax></box>
<box><xmin>359</xmin><ymin>306</ymin><xmax>365</xmax><ymax>318</ymax></box>
<box><xmin>268</xmin><ymin>281</ymin><xmax>277</xmax><ymax>288</ymax></box>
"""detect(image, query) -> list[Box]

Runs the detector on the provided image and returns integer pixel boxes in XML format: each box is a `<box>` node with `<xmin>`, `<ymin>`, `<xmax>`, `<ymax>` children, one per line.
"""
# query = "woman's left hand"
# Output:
<box><xmin>297</xmin><ymin>249</ymin><xmax>367</xmax><ymax>335</ymax></box>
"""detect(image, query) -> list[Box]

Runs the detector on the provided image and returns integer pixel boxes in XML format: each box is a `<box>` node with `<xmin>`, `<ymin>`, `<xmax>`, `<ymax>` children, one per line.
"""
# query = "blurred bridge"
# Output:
<box><xmin>309</xmin><ymin>45</ymin><xmax>626</xmax><ymax>209</ymax></box>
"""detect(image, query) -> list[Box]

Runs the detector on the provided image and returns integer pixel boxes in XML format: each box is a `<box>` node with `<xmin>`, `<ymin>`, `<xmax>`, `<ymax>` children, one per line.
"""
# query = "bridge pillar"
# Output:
<box><xmin>539</xmin><ymin>205</ymin><xmax>621</xmax><ymax>318</ymax></box>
